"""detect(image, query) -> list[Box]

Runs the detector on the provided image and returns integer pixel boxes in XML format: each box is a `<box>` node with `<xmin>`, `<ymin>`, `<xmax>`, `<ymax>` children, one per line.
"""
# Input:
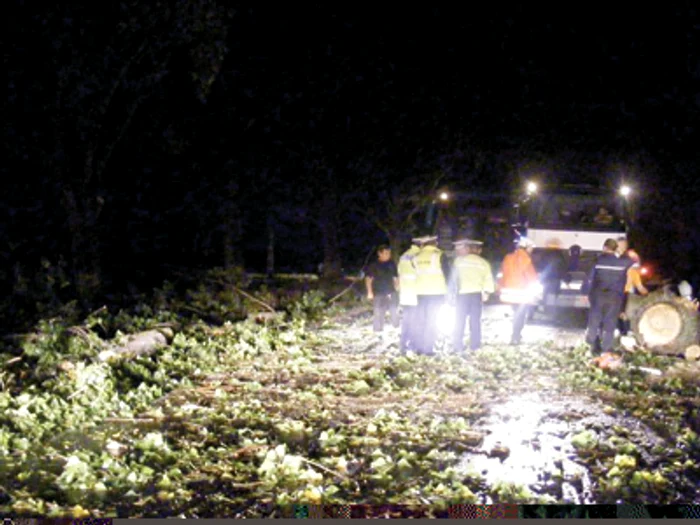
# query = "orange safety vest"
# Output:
<box><xmin>625</xmin><ymin>264</ymin><xmax>644</xmax><ymax>294</ymax></box>
<box><xmin>498</xmin><ymin>249</ymin><xmax>539</xmax><ymax>304</ymax></box>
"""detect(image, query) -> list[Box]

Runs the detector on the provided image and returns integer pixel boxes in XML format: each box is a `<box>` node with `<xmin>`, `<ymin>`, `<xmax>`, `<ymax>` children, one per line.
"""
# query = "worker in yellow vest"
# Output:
<box><xmin>449</xmin><ymin>238</ymin><xmax>495</xmax><ymax>353</ymax></box>
<box><xmin>397</xmin><ymin>237</ymin><xmax>424</xmax><ymax>352</ymax></box>
<box><xmin>413</xmin><ymin>236</ymin><xmax>449</xmax><ymax>355</ymax></box>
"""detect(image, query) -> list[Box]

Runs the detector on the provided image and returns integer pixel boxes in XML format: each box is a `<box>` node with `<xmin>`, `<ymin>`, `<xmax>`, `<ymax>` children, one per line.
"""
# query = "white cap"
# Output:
<box><xmin>413</xmin><ymin>235</ymin><xmax>437</xmax><ymax>244</ymax></box>
<box><xmin>517</xmin><ymin>237</ymin><xmax>535</xmax><ymax>248</ymax></box>
<box><xmin>679</xmin><ymin>280</ymin><xmax>693</xmax><ymax>299</ymax></box>
<box><xmin>453</xmin><ymin>238</ymin><xmax>483</xmax><ymax>247</ymax></box>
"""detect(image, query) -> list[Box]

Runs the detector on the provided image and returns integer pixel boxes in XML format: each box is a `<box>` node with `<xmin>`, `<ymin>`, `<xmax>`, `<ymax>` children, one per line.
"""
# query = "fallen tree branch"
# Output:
<box><xmin>229</xmin><ymin>481</ymin><xmax>265</xmax><ymax>490</ymax></box>
<box><xmin>231</xmin><ymin>286</ymin><xmax>275</xmax><ymax>313</ymax></box>
<box><xmin>210</xmin><ymin>279</ymin><xmax>276</xmax><ymax>313</ymax></box>
<box><xmin>177</xmin><ymin>304</ymin><xmax>210</xmax><ymax>317</ymax></box>
<box><xmin>104</xmin><ymin>417</ymin><xmax>160</xmax><ymax>424</ymax></box>
<box><xmin>328</xmin><ymin>281</ymin><xmax>359</xmax><ymax>304</ymax></box>
<box><xmin>300</xmin><ymin>457</ymin><xmax>355</xmax><ymax>484</ymax></box>
<box><xmin>86</xmin><ymin>305</ymin><xmax>108</xmax><ymax>318</ymax></box>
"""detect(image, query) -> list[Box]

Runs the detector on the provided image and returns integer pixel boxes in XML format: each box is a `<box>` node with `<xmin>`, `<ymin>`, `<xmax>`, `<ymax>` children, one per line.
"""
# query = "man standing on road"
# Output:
<box><xmin>583</xmin><ymin>238</ymin><xmax>634</xmax><ymax>354</ymax></box>
<box><xmin>397</xmin><ymin>237</ymin><xmax>423</xmax><ymax>353</ymax></box>
<box><xmin>449</xmin><ymin>239</ymin><xmax>495</xmax><ymax>354</ymax></box>
<box><xmin>365</xmin><ymin>245</ymin><xmax>399</xmax><ymax>342</ymax></box>
<box><xmin>498</xmin><ymin>237</ymin><xmax>539</xmax><ymax>345</ymax></box>
<box><xmin>413</xmin><ymin>236</ymin><xmax>450</xmax><ymax>355</ymax></box>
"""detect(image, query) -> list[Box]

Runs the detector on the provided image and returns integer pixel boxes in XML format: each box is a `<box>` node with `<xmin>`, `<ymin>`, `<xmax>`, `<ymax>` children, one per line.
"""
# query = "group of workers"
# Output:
<box><xmin>363</xmin><ymin>233</ymin><xmax>650</xmax><ymax>356</ymax></box>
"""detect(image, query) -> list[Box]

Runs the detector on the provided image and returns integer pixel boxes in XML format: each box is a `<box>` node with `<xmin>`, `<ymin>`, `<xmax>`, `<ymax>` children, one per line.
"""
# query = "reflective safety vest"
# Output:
<box><xmin>398</xmin><ymin>245</ymin><xmax>421</xmax><ymax>305</ymax></box>
<box><xmin>625</xmin><ymin>264</ymin><xmax>644</xmax><ymax>294</ymax></box>
<box><xmin>499</xmin><ymin>284</ymin><xmax>543</xmax><ymax>304</ymax></box>
<box><xmin>499</xmin><ymin>248</ymin><xmax>539</xmax><ymax>304</ymax></box>
<box><xmin>454</xmin><ymin>254</ymin><xmax>495</xmax><ymax>294</ymax></box>
<box><xmin>414</xmin><ymin>246</ymin><xmax>447</xmax><ymax>295</ymax></box>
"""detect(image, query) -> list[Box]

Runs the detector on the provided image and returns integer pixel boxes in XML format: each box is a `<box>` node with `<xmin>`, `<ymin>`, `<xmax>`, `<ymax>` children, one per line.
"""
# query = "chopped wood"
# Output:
<box><xmin>247</xmin><ymin>311</ymin><xmax>285</xmax><ymax>323</ymax></box>
<box><xmin>231</xmin><ymin>445</ymin><xmax>268</xmax><ymax>459</ymax></box>
<box><xmin>98</xmin><ymin>327</ymin><xmax>175</xmax><ymax>362</ymax></box>
<box><xmin>684</xmin><ymin>344</ymin><xmax>700</xmax><ymax>361</ymax></box>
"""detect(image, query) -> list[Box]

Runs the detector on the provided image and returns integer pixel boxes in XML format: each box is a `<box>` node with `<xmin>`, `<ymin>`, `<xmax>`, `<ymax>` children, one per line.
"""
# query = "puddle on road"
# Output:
<box><xmin>458</xmin><ymin>392</ymin><xmax>597</xmax><ymax>504</ymax></box>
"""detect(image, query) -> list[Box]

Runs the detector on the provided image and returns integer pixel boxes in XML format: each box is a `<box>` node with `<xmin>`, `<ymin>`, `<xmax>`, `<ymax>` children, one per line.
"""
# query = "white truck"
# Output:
<box><xmin>514</xmin><ymin>182</ymin><xmax>634</xmax><ymax>311</ymax></box>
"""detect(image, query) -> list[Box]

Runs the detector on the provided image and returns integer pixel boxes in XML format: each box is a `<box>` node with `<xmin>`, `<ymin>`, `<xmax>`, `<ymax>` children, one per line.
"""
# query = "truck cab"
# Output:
<box><xmin>515</xmin><ymin>183</ymin><xmax>634</xmax><ymax>309</ymax></box>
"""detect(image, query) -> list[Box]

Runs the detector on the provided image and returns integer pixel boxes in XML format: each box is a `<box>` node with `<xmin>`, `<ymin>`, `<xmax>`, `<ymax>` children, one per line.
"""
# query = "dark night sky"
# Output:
<box><xmin>231</xmin><ymin>5</ymin><xmax>700</xmax><ymax>155</ymax></box>
<box><xmin>3</xmin><ymin>2</ymin><xmax>700</xmax><ymax>323</ymax></box>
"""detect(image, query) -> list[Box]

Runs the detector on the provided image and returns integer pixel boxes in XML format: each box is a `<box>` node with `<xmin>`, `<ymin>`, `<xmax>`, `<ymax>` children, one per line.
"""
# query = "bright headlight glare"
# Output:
<box><xmin>529</xmin><ymin>282</ymin><xmax>544</xmax><ymax>295</ymax></box>
<box><xmin>436</xmin><ymin>304</ymin><xmax>456</xmax><ymax>335</ymax></box>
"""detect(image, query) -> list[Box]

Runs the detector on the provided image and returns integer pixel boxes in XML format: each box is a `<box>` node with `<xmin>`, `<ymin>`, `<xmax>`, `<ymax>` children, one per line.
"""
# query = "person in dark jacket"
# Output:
<box><xmin>365</xmin><ymin>245</ymin><xmax>399</xmax><ymax>338</ymax></box>
<box><xmin>583</xmin><ymin>238</ymin><xmax>634</xmax><ymax>354</ymax></box>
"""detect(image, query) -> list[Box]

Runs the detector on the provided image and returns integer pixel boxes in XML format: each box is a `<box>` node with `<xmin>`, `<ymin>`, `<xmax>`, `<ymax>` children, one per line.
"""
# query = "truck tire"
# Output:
<box><xmin>631</xmin><ymin>291</ymin><xmax>700</xmax><ymax>355</ymax></box>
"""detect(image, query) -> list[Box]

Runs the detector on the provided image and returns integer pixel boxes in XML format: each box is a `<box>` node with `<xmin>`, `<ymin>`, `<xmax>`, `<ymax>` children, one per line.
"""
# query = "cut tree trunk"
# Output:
<box><xmin>685</xmin><ymin>345</ymin><xmax>700</xmax><ymax>361</ymax></box>
<box><xmin>98</xmin><ymin>327</ymin><xmax>175</xmax><ymax>362</ymax></box>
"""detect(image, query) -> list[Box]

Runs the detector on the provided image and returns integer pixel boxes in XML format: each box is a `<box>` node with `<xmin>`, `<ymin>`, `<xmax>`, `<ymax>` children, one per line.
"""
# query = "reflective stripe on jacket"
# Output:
<box><xmin>414</xmin><ymin>246</ymin><xmax>447</xmax><ymax>295</ymax></box>
<box><xmin>453</xmin><ymin>254</ymin><xmax>495</xmax><ymax>294</ymax></box>
<box><xmin>499</xmin><ymin>285</ymin><xmax>543</xmax><ymax>304</ymax></box>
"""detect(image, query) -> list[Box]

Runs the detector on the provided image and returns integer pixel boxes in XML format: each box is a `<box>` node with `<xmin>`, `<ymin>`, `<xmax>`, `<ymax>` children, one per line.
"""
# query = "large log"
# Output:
<box><xmin>684</xmin><ymin>345</ymin><xmax>700</xmax><ymax>361</ymax></box>
<box><xmin>98</xmin><ymin>327</ymin><xmax>175</xmax><ymax>362</ymax></box>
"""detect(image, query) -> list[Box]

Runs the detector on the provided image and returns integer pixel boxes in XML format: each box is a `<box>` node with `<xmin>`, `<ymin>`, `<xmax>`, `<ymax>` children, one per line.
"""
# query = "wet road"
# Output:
<box><xmin>456</xmin><ymin>303</ymin><xmax>697</xmax><ymax>504</ymax></box>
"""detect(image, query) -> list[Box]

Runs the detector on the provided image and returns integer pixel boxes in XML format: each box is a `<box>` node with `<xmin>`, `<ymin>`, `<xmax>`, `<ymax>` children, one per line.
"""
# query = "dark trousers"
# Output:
<box><xmin>452</xmin><ymin>293</ymin><xmax>483</xmax><ymax>351</ymax></box>
<box><xmin>400</xmin><ymin>304</ymin><xmax>418</xmax><ymax>351</ymax></box>
<box><xmin>617</xmin><ymin>293</ymin><xmax>629</xmax><ymax>334</ymax></box>
<box><xmin>619</xmin><ymin>293</ymin><xmax>642</xmax><ymax>334</ymax></box>
<box><xmin>511</xmin><ymin>303</ymin><xmax>532</xmax><ymax>344</ymax></box>
<box><xmin>373</xmin><ymin>293</ymin><xmax>399</xmax><ymax>332</ymax></box>
<box><xmin>586</xmin><ymin>292</ymin><xmax>624</xmax><ymax>353</ymax></box>
<box><xmin>416</xmin><ymin>295</ymin><xmax>444</xmax><ymax>354</ymax></box>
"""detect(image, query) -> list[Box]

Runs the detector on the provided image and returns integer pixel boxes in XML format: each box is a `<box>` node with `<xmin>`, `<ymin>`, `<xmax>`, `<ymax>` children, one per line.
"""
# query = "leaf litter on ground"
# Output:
<box><xmin>0</xmin><ymin>287</ymin><xmax>699</xmax><ymax>517</ymax></box>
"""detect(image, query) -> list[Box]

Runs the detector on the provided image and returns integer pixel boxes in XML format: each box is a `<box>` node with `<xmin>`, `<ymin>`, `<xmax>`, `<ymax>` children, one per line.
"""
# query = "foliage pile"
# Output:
<box><xmin>0</xmin><ymin>290</ymin><xmax>490</xmax><ymax>518</ymax></box>
<box><xmin>1</xmin><ymin>292</ymin><xmax>699</xmax><ymax>517</ymax></box>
